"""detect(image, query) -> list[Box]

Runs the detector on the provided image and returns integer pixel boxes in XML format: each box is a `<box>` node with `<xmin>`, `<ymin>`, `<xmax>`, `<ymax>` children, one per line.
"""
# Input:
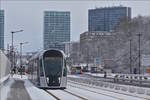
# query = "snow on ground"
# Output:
<box><xmin>13</xmin><ymin>74</ymin><xmax>56</xmax><ymax>100</ymax></box>
<box><xmin>68</xmin><ymin>74</ymin><xmax>92</xmax><ymax>80</ymax></box>
<box><xmin>69</xmin><ymin>74</ymin><xmax>150</xmax><ymax>97</ymax></box>
<box><xmin>68</xmin><ymin>74</ymin><xmax>84</xmax><ymax>78</ymax></box>
<box><xmin>0</xmin><ymin>77</ymin><xmax>14</xmax><ymax>100</ymax></box>
<box><xmin>0</xmin><ymin>74</ymin><xmax>56</xmax><ymax>100</ymax></box>
<box><xmin>0</xmin><ymin>75</ymin><xmax>10</xmax><ymax>84</ymax></box>
<box><xmin>85</xmin><ymin>72</ymin><xmax>150</xmax><ymax>80</ymax></box>
<box><xmin>68</xmin><ymin>81</ymin><xmax>150</xmax><ymax>100</ymax></box>
<box><xmin>24</xmin><ymin>79</ymin><xmax>56</xmax><ymax>100</ymax></box>
<box><xmin>67</xmin><ymin>84</ymin><xmax>117</xmax><ymax>100</ymax></box>
<box><xmin>84</xmin><ymin>72</ymin><xmax>116</xmax><ymax>78</ymax></box>
<box><xmin>1</xmin><ymin>74</ymin><xmax>149</xmax><ymax>100</ymax></box>
<box><xmin>11</xmin><ymin>74</ymin><xmax>28</xmax><ymax>80</ymax></box>
<box><xmin>48</xmin><ymin>89</ymin><xmax>82</xmax><ymax>100</ymax></box>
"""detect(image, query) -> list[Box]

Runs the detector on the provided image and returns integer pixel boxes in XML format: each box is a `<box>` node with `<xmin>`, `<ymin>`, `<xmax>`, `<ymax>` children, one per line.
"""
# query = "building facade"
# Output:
<box><xmin>0</xmin><ymin>10</ymin><xmax>4</xmax><ymax>49</ymax></box>
<box><xmin>64</xmin><ymin>42</ymin><xmax>72</xmax><ymax>57</ymax></box>
<box><xmin>69</xmin><ymin>41</ymin><xmax>81</xmax><ymax>65</ymax></box>
<box><xmin>44</xmin><ymin>11</ymin><xmax>70</xmax><ymax>51</ymax></box>
<box><xmin>80</xmin><ymin>31</ymin><xmax>116</xmax><ymax>69</ymax></box>
<box><xmin>88</xmin><ymin>6</ymin><xmax>131</xmax><ymax>32</ymax></box>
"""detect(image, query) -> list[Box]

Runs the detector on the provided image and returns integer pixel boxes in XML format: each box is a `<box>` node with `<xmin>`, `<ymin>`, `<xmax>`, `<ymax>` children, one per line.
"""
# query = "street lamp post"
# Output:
<box><xmin>20</xmin><ymin>42</ymin><xmax>28</xmax><ymax>78</ymax></box>
<box><xmin>11</xmin><ymin>30</ymin><xmax>23</xmax><ymax>73</ymax></box>
<box><xmin>86</xmin><ymin>47</ymin><xmax>89</xmax><ymax>71</ymax></box>
<box><xmin>129</xmin><ymin>39</ymin><xmax>132</xmax><ymax>74</ymax></box>
<box><xmin>97</xmin><ymin>46</ymin><xmax>101</xmax><ymax>73</ymax></box>
<box><xmin>137</xmin><ymin>33</ymin><xmax>142</xmax><ymax>74</ymax></box>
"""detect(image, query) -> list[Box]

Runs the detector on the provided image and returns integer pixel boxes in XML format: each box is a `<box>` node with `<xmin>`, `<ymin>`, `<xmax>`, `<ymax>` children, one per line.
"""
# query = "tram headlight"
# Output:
<box><xmin>58</xmin><ymin>77</ymin><xmax>60</xmax><ymax>83</ymax></box>
<box><xmin>46</xmin><ymin>77</ymin><xmax>49</xmax><ymax>84</ymax></box>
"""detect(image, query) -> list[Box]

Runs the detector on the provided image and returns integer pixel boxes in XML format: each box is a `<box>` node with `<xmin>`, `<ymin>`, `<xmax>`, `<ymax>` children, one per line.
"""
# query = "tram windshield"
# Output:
<box><xmin>44</xmin><ymin>57</ymin><xmax>62</xmax><ymax>77</ymax></box>
<box><xmin>43</xmin><ymin>50</ymin><xmax>64</xmax><ymax>86</ymax></box>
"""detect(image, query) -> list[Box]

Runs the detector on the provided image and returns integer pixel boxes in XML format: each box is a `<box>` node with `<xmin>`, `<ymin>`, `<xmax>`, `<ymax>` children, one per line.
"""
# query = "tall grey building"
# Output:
<box><xmin>44</xmin><ymin>11</ymin><xmax>70</xmax><ymax>51</ymax></box>
<box><xmin>0</xmin><ymin>10</ymin><xmax>4</xmax><ymax>49</ymax></box>
<box><xmin>88</xmin><ymin>6</ymin><xmax>131</xmax><ymax>32</ymax></box>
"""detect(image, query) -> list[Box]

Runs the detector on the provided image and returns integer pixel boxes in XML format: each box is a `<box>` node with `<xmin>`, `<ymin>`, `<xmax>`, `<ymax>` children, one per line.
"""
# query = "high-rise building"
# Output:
<box><xmin>0</xmin><ymin>10</ymin><xmax>4</xmax><ymax>49</ymax></box>
<box><xmin>44</xmin><ymin>11</ymin><xmax>70</xmax><ymax>51</ymax></box>
<box><xmin>88</xmin><ymin>6</ymin><xmax>131</xmax><ymax>32</ymax></box>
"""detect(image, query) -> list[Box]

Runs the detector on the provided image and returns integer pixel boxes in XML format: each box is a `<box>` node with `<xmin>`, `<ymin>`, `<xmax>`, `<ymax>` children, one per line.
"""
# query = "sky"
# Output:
<box><xmin>0</xmin><ymin>0</ymin><xmax>150</xmax><ymax>53</ymax></box>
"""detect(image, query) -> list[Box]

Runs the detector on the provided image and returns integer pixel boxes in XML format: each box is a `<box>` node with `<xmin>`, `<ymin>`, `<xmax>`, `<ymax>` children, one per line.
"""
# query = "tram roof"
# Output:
<box><xmin>29</xmin><ymin>49</ymin><xmax>65</xmax><ymax>60</ymax></box>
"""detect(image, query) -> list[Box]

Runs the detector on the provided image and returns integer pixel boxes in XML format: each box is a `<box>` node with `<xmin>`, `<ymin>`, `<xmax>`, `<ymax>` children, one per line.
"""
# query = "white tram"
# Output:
<box><xmin>28</xmin><ymin>49</ymin><xmax>67</xmax><ymax>89</ymax></box>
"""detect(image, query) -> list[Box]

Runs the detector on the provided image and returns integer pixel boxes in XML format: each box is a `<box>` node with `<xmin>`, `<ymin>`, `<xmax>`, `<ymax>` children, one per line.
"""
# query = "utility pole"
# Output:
<box><xmin>20</xmin><ymin>42</ymin><xmax>28</xmax><ymax>78</ymax></box>
<box><xmin>11</xmin><ymin>30</ymin><xmax>23</xmax><ymax>73</ymax></box>
<box><xmin>97</xmin><ymin>46</ymin><xmax>100</xmax><ymax>73</ymax></box>
<box><xmin>20</xmin><ymin>43</ymin><xmax>22</xmax><ymax>76</ymax></box>
<box><xmin>129</xmin><ymin>39</ymin><xmax>132</xmax><ymax>74</ymax></box>
<box><xmin>11</xmin><ymin>32</ymin><xmax>14</xmax><ymax>71</ymax></box>
<box><xmin>86</xmin><ymin>47</ymin><xmax>89</xmax><ymax>71</ymax></box>
<box><xmin>137</xmin><ymin>33</ymin><xmax>142</xmax><ymax>74</ymax></box>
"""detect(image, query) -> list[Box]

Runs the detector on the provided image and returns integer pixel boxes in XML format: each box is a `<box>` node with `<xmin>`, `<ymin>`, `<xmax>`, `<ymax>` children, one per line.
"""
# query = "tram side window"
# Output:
<box><xmin>63</xmin><ymin>60</ymin><xmax>67</xmax><ymax>76</ymax></box>
<box><xmin>40</xmin><ymin>59</ymin><xmax>44</xmax><ymax>76</ymax></box>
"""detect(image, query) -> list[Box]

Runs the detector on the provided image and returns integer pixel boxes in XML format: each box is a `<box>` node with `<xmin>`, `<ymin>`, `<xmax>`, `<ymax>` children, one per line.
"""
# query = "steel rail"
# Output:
<box><xmin>63</xmin><ymin>89</ymin><xmax>88</xmax><ymax>100</ymax></box>
<box><xmin>68</xmin><ymin>83</ymin><xmax>123</xmax><ymax>100</ymax></box>
<box><xmin>44</xmin><ymin>90</ymin><xmax>61</xmax><ymax>100</ymax></box>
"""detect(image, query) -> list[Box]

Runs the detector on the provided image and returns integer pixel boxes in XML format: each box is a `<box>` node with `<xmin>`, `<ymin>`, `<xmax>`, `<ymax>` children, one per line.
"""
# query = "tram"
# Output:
<box><xmin>28</xmin><ymin>49</ymin><xmax>67</xmax><ymax>89</ymax></box>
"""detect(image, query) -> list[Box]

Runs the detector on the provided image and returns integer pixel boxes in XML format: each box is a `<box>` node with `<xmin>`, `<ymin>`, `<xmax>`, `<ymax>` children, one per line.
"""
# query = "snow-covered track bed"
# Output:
<box><xmin>68</xmin><ymin>76</ymin><xmax>150</xmax><ymax>96</ymax></box>
<box><xmin>68</xmin><ymin>80</ymin><xmax>150</xmax><ymax>100</ymax></box>
<box><xmin>44</xmin><ymin>90</ymin><xmax>61</xmax><ymax>100</ymax></box>
<box><xmin>67</xmin><ymin>83</ymin><xmax>122</xmax><ymax>100</ymax></box>
<box><xmin>45</xmin><ymin>89</ymin><xmax>87</xmax><ymax>100</ymax></box>
<box><xmin>63</xmin><ymin>89</ymin><xmax>88</xmax><ymax>100</ymax></box>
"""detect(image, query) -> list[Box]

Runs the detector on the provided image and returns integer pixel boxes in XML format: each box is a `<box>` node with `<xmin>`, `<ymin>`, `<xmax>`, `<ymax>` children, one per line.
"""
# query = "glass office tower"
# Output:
<box><xmin>44</xmin><ymin>11</ymin><xmax>70</xmax><ymax>51</ymax></box>
<box><xmin>0</xmin><ymin>10</ymin><xmax>4</xmax><ymax>49</ymax></box>
<box><xmin>88</xmin><ymin>6</ymin><xmax>131</xmax><ymax>32</ymax></box>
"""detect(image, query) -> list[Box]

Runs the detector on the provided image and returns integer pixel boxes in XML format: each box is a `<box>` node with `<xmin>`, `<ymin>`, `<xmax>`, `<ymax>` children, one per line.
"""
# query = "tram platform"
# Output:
<box><xmin>0</xmin><ymin>74</ymin><xmax>55</xmax><ymax>100</ymax></box>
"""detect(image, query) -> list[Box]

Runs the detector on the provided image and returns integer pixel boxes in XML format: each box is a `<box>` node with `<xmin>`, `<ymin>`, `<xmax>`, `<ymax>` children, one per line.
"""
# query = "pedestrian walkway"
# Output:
<box><xmin>7</xmin><ymin>79</ymin><xmax>31</xmax><ymax>100</ymax></box>
<box><xmin>0</xmin><ymin>74</ymin><xmax>55</xmax><ymax>100</ymax></box>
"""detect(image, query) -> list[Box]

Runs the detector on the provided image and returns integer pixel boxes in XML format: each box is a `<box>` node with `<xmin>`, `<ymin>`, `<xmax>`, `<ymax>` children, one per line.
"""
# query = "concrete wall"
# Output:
<box><xmin>0</xmin><ymin>50</ymin><xmax>11</xmax><ymax>79</ymax></box>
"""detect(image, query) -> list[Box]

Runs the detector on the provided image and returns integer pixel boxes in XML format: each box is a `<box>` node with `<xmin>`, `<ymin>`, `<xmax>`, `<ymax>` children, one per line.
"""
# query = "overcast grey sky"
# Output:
<box><xmin>1</xmin><ymin>1</ymin><xmax>150</xmax><ymax>53</ymax></box>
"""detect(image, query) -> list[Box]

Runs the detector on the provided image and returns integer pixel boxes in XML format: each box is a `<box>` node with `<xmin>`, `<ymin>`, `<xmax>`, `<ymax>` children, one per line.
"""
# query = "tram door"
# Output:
<box><xmin>37</xmin><ymin>59</ymin><xmax>40</xmax><ymax>86</ymax></box>
<box><xmin>39</xmin><ymin>59</ymin><xmax>47</xmax><ymax>87</ymax></box>
<box><xmin>60</xmin><ymin>60</ymin><xmax>67</xmax><ymax>88</ymax></box>
<box><xmin>44</xmin><ymin>57</ymin><xmax>61</xmax><ymax>86</ymax></box>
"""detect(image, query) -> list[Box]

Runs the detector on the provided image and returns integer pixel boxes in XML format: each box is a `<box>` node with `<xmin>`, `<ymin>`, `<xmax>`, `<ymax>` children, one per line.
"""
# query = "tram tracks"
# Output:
<box><xmin>68</xmin><ymin>80</ymin><xmax>150</xmax><ymax>100</ymax></box>
<box><xmin>68</xmin><ymin>83</ymin><xmax>123</xmax><ymax>100</ymax></box>
<box><xmin>63</xmin><ymin>89</ymin><xmax>88</xmax><ymax>100</ymax></box>
<box><xmin>44</xmin><ymin>80</ymin><xmax>149</xmax><ymax>100</ymax></box>
<box><xmin>44</xmin><ymin>89</ymin><xmax>87</xmax><ymax>100</ymax></box>
<box><xmin>44</xmin><ymin>90</ymin><xmax>61</xmax><ymax>100</ymax></box>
